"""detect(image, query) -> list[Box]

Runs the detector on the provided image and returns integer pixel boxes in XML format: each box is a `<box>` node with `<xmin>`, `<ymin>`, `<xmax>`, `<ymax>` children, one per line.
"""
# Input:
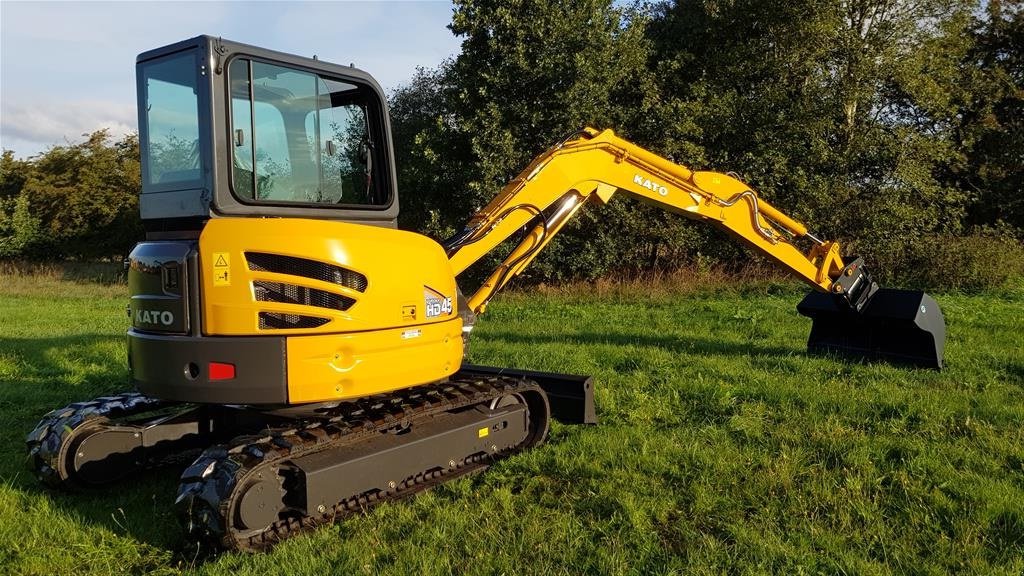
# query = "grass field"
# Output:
<box><xmin>1</xmin><ymin>272</ymin><xmax>1022</xmax><ymax>575</ymax></box>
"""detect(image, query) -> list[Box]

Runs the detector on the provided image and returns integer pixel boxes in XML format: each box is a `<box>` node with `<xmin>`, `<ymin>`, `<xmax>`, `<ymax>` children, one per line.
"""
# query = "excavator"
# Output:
<box><xmin>26</xmin><ymin>36</ymin><xmax>946</xmax><ymax>551</ymax></box>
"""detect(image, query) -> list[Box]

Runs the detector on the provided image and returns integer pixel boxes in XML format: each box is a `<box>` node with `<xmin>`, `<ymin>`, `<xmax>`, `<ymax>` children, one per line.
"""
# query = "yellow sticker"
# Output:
<box><xmin>212</xmin><ymin>252</ymin><xmax>231</xmax><ymax>286</ymax></box>
<box><xmin>478</xmin><ymin>427</ymin><xmax>489</xmax><ymax>438</ymax></box>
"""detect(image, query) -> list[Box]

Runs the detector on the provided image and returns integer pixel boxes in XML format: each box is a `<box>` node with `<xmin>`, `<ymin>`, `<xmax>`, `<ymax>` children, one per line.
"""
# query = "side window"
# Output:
<box><xmin>141</xmin><ymin>51</ymin><xmax>202</xmax><ymax>187</ymax></box>
<box><xmin>252</xmin><ymin>101</ymin><xmax>290</xmax><ymax>199</ymax></box>
<box><xmin>228</xmin><ymin>58</ymin><xmax>385</xmax><ymax>207</ymax></box>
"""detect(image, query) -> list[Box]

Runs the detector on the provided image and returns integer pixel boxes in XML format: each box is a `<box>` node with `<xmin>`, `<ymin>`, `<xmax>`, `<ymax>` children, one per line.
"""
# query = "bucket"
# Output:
<box><xmin>797</xmin><ymin>288</ymin><xmax>945</xmax><ymax>369</ymax></box>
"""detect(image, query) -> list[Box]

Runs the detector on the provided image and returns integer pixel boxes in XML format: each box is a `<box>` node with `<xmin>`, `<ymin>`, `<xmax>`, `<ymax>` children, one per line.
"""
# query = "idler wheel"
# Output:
<box><xmin>236</xmin><ymin>472</ymin><xmax>286</xmax><ymax>531</ymax></box>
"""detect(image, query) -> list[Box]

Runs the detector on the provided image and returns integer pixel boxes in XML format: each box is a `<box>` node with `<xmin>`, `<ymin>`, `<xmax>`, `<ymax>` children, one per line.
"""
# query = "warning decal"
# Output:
<box><xmin>212</xmin><ymin>252</ymin><xmax>231</xmax><ymax>286</ymax></box>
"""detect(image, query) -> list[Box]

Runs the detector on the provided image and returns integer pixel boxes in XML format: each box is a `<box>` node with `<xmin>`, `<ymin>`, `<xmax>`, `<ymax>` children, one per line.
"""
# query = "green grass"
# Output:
<box><xmin>1</xmin><ymin>275</ymin><xmax>1022</xmax><ymax>575</ymax></box>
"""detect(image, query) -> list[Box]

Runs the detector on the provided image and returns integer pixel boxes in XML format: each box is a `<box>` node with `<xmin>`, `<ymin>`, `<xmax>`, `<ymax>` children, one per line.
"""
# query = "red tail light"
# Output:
<box><xmin>208</xmin><ymin>362</ymin><xmax>236</xmax><ymax>381</ymax></box>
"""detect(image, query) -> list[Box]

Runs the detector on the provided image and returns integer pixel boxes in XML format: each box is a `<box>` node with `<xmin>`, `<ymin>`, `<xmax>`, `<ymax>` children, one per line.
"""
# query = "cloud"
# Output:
<box><xmin>265</xmin><ymin>2</ymin><xmax>460</xmax><ymax>90</ymax></box>
<box><xmin>0</xmin><ymin>1</ymin><xmax>460</xmax><ymax>157</ymax></box>
<box><xmin>2</xmin><ymin>1</ymin><xmax>231</xmax><ymax>49</ymax></box>
<box><xmin>1</xmin><ymin>98</ymin><xmax>137</xmax><ymax>155</ymax></box>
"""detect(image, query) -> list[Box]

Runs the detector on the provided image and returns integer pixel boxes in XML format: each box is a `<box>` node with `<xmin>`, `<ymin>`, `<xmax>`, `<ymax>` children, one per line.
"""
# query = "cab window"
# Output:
<box><xmin>140</xmin><ymin>50</ymin><xmax>202</xmax><ymax>188</ymax></box>
<box><xmin>228</xmin><ymin>58</ymin><xmax>385</xmax><ymax>207</ymax></box>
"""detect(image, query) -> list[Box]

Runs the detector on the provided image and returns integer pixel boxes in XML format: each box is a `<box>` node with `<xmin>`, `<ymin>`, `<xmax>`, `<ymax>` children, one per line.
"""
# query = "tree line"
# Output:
<box><xmin>2</xmin><ymin>0</ymin><xmax>1022</xmax><ymax>290</ymax></box>
<box><xmin>1</xmin><ymin>133</ymin><xmax>141</xmax><ymax>261</ymax></box>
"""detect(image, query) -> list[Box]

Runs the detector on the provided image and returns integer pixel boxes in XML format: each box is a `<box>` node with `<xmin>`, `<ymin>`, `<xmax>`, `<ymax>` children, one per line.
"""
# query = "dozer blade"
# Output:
<box><xmin>797</xmin><ymin>288</ymin><xmax>946</xmax><ymax>369</ymax></box>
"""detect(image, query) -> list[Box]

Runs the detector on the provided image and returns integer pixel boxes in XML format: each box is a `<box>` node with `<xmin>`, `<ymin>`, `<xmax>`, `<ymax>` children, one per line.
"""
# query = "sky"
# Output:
<box><xmin>0</xmin><ymin>0</ymin><xmax>462</xmax><ymax>158</ymax></box>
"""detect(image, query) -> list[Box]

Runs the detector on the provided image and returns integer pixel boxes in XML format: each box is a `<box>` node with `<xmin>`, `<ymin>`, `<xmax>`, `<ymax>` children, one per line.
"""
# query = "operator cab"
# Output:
<box><xmin>136</xmin><ymin>35</ymin><xmax>398</xmax><ymax>232</ymax></box>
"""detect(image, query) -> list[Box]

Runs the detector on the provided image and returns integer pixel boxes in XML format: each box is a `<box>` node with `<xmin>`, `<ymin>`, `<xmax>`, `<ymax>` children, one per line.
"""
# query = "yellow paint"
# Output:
<box><xmin>194</xmin><ymin>218</ymin><xmax>463</xmax><ymax>404</ymax></box>
<box><xmin>285</xmin><ymin>317</ymin><xmax>462</xmax><ymax>403</ymax></box>
<box><xmin>179</xmin><ymin>127</ymin><xmax>853</xmax><ymax>407</ymax></box>
<box><xmin>478</xmin><ymin>427</ymin><xmax>489</xmax><ymax>438</ymax></box>
<box><xmin>198</xmin><ymin>218</ymin><xmax>458</xmax><ymax>336</ymax></box>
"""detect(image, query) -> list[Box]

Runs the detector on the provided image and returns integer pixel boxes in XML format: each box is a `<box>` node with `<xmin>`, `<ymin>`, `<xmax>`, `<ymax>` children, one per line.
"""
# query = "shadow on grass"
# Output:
<box><xmin>477</xmin><ymin>328</ymin><xmax>947</xmax><ymax>373</ymax></box>
<box><xmin>1003</xmin><ymin>360</ymin><xmax>1024</xmax><ymax>385</ymax></box>
<box><xmin>1</xmin><ymin>333</ymin><xmax>191</xmax><ymax>554</ymax></box>
<box><xmin>0</xmin><ymin>334</ymin><xmax>132</xmax><ymax>428</ymax></box>
<box><xmin>477</xmin><ymin>329</ymin><xmax>800</xmax><ymax>359</ymax></box>
<box><xmin>0</xmin><ymin>334</ymin><xmax>130</xmax><ymax>419</ymax></box>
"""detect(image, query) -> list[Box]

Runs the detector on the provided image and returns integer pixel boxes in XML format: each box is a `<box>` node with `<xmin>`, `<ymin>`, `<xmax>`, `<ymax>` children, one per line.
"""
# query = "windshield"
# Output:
<box><xmin>139</xmin><ymin>50</ymin><xmax>202</xmax><ymax>189</ymax></box>
<box><xmin>229</xmin><ymin>58</ymin><xmax>386</xmax><ymax>207</ymax></box>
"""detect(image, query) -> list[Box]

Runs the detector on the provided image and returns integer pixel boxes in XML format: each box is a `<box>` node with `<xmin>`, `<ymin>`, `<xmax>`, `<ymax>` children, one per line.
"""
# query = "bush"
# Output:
<box><xmin>900</xmin><ymin>228</ymin><xmax>1024</xmax><ymax>293</ymax></box>
<box><xmin>0</xmin><ymin>131</ymin><xmax>142</xmax><ymax>261</ymax></box>
<box><xmin>0</xmin><ymin>194</ymin><xmax>47</xmax><ymax>259</ymax></box>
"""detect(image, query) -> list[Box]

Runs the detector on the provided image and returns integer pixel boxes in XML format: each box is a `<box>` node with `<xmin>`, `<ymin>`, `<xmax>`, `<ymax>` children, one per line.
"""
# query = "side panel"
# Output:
<box><xmin>198</xmin><ymin>218</ymin><xmax>459</xmax><ymax>336</ymax></box>
<box><xmin>136</xmin><ymin>35</ymin><xmax>399</xmax><ymax>227</ymax></box>
<box><xmin>206</xmin><ymin>37</ymin><xmax>400</xmax><ymax>226</ymax></box>
<box><xmin>136</xmin><ymin>38</ymin><xmax>214</xmax><ymax>222</ymax></box>
<box><xmin>128</xmin><ymin>241</ymin><xmax>194</xmax><ymax>334</ymax></box>
<box><xmin>286</xmin><ymin>317</ymin><xmax>463</xmax><ymax>403</ymax></box>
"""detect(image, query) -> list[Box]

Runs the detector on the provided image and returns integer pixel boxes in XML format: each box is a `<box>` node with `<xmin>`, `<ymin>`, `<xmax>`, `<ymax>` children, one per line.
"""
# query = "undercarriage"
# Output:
<box><xmin>26</xmin><ymin>366</ymin><xmax>595</xmax><ymax>551</ymax></box>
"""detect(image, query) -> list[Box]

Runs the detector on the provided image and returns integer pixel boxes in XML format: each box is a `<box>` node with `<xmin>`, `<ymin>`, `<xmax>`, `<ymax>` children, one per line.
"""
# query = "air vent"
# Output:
<box><xmin>254</xmin><ymin>281</ymin><xmax>355</xmax><ymax>311</ymax></box>
<box><xmin>246</xmin><ymin>252</ymin><xmax>367</xmax><ymax>292</ymax></box>
<box><xmin>258</xmin><ymin>312</ymin><xmax>330</xmax><ymax>330</ymax></box>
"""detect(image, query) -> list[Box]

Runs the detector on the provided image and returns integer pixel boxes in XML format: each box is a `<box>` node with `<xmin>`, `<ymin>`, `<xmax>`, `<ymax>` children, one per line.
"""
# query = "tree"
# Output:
<box><xmin>953</xmin><ymin>1</ymin><xmax>1024</xmax><ymax>229</ymax></box>
<box><xmin>390</xmin><ymin>63</ymin><xmax>474</xmax><ymax>237</ymax></box>
<box><xmin>0</xmin><ymin>150</ymin><xmax>31</xmax><ymax>201</ymax></box>
<box><xmin>395</xmin><ymin>0</ymin><xmax>715</xmax><ymax>281</ymax></box>
<box><xmin>646</xmin><ymin>0</ymin><xmax>977</xmax><ymax>279</ymax></box>
<box><xmin>0</xmin><ymin>150</ymin><xmax>43</xmax><ymax>257</ymax></box>
<box><xmin>10</xmin><ymin>131</ymin><xmax>143</xmax><ymax>260</ymax></box>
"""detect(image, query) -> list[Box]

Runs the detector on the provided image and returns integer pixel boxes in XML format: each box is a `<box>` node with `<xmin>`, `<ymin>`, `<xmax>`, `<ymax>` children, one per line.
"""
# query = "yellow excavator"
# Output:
<box><xmin>26</xmin><ymin>36</ymin><xmax>945</xmax><ymax>550</ymax></box>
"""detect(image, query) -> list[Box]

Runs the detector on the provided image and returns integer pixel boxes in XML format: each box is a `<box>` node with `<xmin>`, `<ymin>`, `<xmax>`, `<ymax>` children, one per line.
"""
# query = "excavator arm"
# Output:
<box><xmin>444</xmin><ymin>128</ymin><xmax>946</xmax><ymax>369</ymax></box>
<box><xmin>447</xmin><ymin>128</ymin><xmax>865</xmax><ymax>314</ymax></box>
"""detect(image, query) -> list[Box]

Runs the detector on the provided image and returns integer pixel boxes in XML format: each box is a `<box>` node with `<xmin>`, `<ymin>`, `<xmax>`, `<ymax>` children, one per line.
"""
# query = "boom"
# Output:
<box><xmin>445</xmin><ymin>128</ymin><xmax>861</xmax><ymax>315</ymax></box>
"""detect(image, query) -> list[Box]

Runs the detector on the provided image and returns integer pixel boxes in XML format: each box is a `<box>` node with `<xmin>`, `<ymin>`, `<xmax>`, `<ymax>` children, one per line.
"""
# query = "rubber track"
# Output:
<box><xmin>25</xmin><ymin>392</ymin><xmax>170</xmax><ymax>488</ymax></box>
<box><xmin>175</xmin><ymin>375</ymin><xmax>545</xmax><ymax>551</ymax></box>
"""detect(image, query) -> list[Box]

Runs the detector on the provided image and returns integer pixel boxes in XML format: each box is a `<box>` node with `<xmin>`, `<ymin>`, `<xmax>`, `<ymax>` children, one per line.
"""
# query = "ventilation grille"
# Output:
<box><xmin>254</xmin><ymin>281</ymin><xmax>356</xmax><ymax>311</ymax></box>
<box><xmin>258</xmin><ymin>312</ymin><xmax>330</xmax><ymax>330</ymax></box>
<box><xmin>246</xmin><ymin>252</ymin><xmax>368</xmax><ymax>292</ymax></box>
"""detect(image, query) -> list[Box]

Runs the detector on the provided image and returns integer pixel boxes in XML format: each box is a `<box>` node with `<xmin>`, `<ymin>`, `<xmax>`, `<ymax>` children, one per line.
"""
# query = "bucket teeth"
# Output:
<box><xmin>797</xmin><ymin>288</ymin><xmax>946</xmax><ymax>370</ymax></box>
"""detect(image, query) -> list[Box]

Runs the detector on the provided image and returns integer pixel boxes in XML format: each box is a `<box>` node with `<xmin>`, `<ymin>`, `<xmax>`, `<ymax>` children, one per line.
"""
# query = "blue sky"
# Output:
<box><xmin>0</xmin><ymin>1</ymin><xmax>461</xmax><ymax>158</ymax></box>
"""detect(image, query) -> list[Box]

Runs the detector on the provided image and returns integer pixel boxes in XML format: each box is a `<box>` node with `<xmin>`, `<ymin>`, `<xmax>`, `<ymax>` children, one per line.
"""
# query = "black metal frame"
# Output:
<box><xmin>135</xmin><ymin>35</ymin><xmax>400</xmax><ymax>230</ymax></box>
<box><xmin>459</xmin><ymin>364</ymin><xmax>598</xmax><ymax>424</ymax></box>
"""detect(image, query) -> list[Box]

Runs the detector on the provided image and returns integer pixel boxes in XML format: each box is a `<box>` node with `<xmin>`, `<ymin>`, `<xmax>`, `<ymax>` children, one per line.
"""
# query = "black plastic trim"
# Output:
<box><xmin>246</xmin><ymin>252</ymin><xmax>368</xmax><ymax>291</ymax></box>
<box><xmin>258</xmin><ymin>313</ymin><xmax>330</xmax><ymax>330</ymax></box>
<box><xmin>129</xmin><ymin>330</ymin><xmax>288</xmax><ymax>404</ymax></box>
<box><xmin>254</xmin><ymin>281</ymin><xmax>356</xmax><ymax>311</ymax></box>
